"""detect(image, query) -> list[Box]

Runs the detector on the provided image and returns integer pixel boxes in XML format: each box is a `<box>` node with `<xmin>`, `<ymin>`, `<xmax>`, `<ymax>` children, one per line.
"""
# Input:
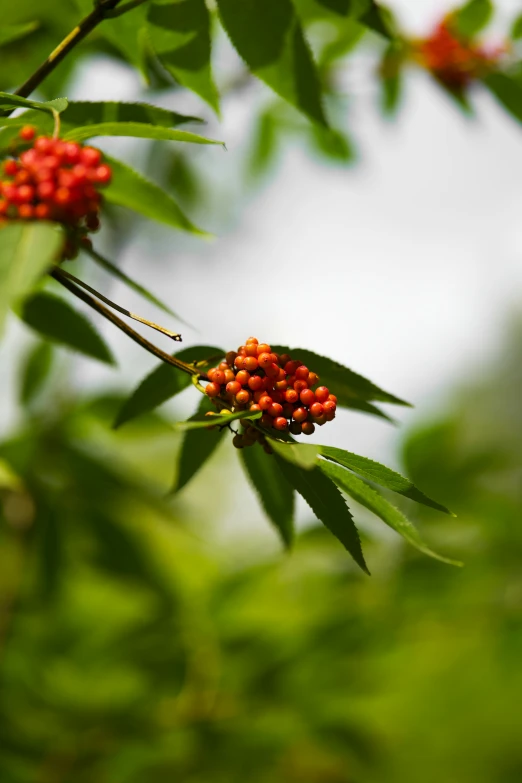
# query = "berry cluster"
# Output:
<box><xmin>416</xmin><ymin>18</ymin><xmax>501</xmax><ymax>89</ymax></box>
<box><xmin>0</xmin><ymin>126</ymin><xmax>111</xmax><ymax>254</ymax></box>
<box><xmin>205</xmin><ymin>338</ymin><xmax>337</xmax><ymax>448</ymax></box>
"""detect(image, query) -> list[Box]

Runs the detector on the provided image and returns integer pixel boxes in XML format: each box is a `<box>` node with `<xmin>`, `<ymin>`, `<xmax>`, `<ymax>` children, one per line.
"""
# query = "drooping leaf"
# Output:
<box><xmin>359</xmin><ymin>2</ymin><xmax>396</xmax><ymax>39</ymax></box>
<box><xmin>63</xmin><ymin>122</ymin><xmax>223</xmax><ymax>146</ymax></box>
<box><xmin>104</xmin><ymin>155</ymin><xmax>208</xmax><ymax>235</ymax></box>
<box><xmin>309</xmin><ymin>126</ymin><xmax>355</xmax><ymax>163</ymax></box>
<box><xmin>0</xmin><ymin>21</ymin><xmax>39</xmax><ymax>48</ymax></box>
<box><xmin>174</xmin><ymin>396</ymin><xmax>226</xmax><ymax>493</ymax></box>
<box><xmin>175</xmin><ymin>408</ymin><xmax>262</xmax><ymax>431</ymax></box>
<box><xmin>240</xmin><ymin>442</ymin><xmax>295</xmax><ymax>547</ymax></box>
<box><xmin>89</xmin><ymin>512</ymin><xmax>162</xmax><ymax>588</ymax></box>
<box><xmin>0</xmin><ymin>91</ymin><xmax>67</xmax><ymax>114</ymax></box>
<box><xmin>482</xmin><ymin>72</ymin><xmax>522</xmax><ymax>124</ymax></box>
<box><xmin>114</xmin><ymin>345</ymin><xmax>224</xmax><ymax>428</ymax></box>
<box><xmin>271</xmin><ymin>345</ymin><xmax>411</xmax><ymax>407</ymax></box>
<box><xmin>216</xmin><ymin>0</ymin><xmax>327</xmax><ymax>126</ymax></box>
<box><xmin>511</xmin><ymin>13</ymin><xmax>522</xmax><ymax>40</ymax></box>
<box><xmin>0</xmin><ymin>222</ymin><xmax>63</xmax><ymax>336</ymax></box>
<box><xmin>320</xmin><ymin>446</ymin><xmax>454</xmax><ymax>514</ymax></box>
<box><xmin>20</xmin><ymin>292</ymin><xmax>115</xmax><ymax>365</ymax></box>
<box><xmin>379</xmin><ymin>40</ymin><xmax>404</xmax><ymax>116</ymax></box>
<box><xmin>320</xmin><ymin>460</ymin><xmax>462</xmax><ymax>565</ymax></box>
<box><xmin>453</xmin><ymin>0</ymin><xmax>493</xmax><ymax>39</ymax></box>
<box><xmin>147</xmin><ymin>0</ymin><xmax>219</xmax><ymax>112</ymax></box>
<box><xmin>274</xmin><ymin>454</ymin><xmax>369</xmax><ymax>573</ymax></box>
<box><xmin>267</xmin><ymin>438</ymin><xmax>320</xmax><ymax>470</ymax></box>
<box><xmin>19</xmin><ymin>341</ymin><xmax>54</xmax><ymax>406</ymax></box>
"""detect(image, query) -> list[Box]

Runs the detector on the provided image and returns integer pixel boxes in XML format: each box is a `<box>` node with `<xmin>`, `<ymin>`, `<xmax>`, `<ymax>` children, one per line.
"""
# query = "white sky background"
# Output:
<box><xmin>1</xmin><ymin>0</ymin><xmax>522</xmax><ymax>555</ymax></box>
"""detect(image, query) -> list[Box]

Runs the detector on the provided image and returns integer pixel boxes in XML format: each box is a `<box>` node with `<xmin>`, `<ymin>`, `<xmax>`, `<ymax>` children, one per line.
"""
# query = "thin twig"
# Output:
<box><xmin>104</xmin><ymin>0</ymin><xmax>150</xmax><ymax>18</ymax></box>
<box><xmin>51</xmin><ymin>267</ymin><xmax>206</xmax><ymax>379</ymax></box>
<box><xmin>56</xmin><ymin>266</ymin><xmax>182</xmax><ymax>341</ymax></box>
<box><xmin>10</xmin><ymin>0</ymin><xmax>126</xmax><ymax>104</ymax></box>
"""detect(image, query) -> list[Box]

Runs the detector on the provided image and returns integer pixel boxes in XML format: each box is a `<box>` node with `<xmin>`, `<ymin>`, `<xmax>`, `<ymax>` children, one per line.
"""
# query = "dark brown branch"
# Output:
<box><xmin>51</xmin><ymin>267</ymin><xmax>206</xmax><ymax>379</ymax></box>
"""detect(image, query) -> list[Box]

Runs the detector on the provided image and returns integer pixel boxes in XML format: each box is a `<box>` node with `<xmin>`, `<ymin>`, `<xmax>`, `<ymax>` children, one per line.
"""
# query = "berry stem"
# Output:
<box><xmin>55</xmin><ymin>267</ymin><xmax>182</xmax><ymax>342</ymax></box>
<box><xmin>51</xmin><ymin>267</ymin><xmax>206</xmax><ymax>379</ymax></box>
<box><xmin>5</xmin><ymin>0</ymin><xmax>127</xmax><ymax>107</ymax></box>
<box><xmin>52</xmin><ymin>109</ymin><xmax>61</xmax><ymax>140</ymax></box>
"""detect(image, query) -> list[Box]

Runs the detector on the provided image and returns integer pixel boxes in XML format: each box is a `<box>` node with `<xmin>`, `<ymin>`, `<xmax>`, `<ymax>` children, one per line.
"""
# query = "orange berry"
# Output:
<box><xmin>19</xmin><ymin>125</ymin><xmax>35</xmax><ymax>141</ymax></box>
<box><xmin>299</xmin><ymin>389</ymin><xmax>315</xmax><ymax>407</ymax></box>
<box><xmin>274</xmin><ymin>417</ymin><xmax>288</xmax><ymax>431</ymax></box>
<box><xmin>205</xmin><ymin>382</ymin><xmax>221</xmax><ymax>397</ymax></box>
<box><xmin>301</xmin><ymin>421</ymin><xmax>315</xmax><ymax>436</ymax></box>
<box><xmin>315</xmin><ymin>386</ymin><xmax>330</xmax><ymax>403</ymax></box>
<box><xmin>293</xmin><ymin>407</ymin><xmax>308</xmax><ymax>423</ymax></box>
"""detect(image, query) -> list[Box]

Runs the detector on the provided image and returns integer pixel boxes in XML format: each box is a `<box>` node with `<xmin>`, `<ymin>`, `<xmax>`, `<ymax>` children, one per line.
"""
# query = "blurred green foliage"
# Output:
<box><xmin>1</xmin><ymin>322</ymin><xmax>521</xmax><ymax>782</ymax></box>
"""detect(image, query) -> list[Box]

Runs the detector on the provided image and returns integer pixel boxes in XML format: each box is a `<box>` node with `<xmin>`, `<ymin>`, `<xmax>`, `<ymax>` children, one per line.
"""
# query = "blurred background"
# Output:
<box><xmin>1</xmin><ymin>0</ymin><xmax>522</xmax><ymax>780</ymax></box>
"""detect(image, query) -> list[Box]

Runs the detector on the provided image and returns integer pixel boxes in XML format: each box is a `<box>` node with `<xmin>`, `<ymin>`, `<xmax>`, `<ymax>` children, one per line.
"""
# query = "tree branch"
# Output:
<box><xmin>12</xmin><ymin>0</ymin><xmax>126</xmax><ymax>102</ymax></box>
<box><xmin>51</xmin><ymin>267</ymin><xmax>207</xmax><ymax>379</ymax></box>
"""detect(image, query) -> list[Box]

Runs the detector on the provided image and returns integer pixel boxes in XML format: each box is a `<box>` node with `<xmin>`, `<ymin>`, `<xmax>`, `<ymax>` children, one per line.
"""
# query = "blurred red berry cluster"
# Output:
<box><xmin>205</xmin><ymin>337</ymin><xmax>337</xmax><ymax>447</ymax></box>
<box><xmin>0</xmin><ymin>126</ymin><xmax>111</xmax><ymax>256</ymax></box>
<box><xmin>415</xmin><ymin>17</ymin><xmax>502</xmax><ymax>89</ymax></box>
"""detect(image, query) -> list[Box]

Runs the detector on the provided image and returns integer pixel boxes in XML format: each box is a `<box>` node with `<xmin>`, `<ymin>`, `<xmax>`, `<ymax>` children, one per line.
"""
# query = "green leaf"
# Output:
<box><xmin>511</xmin><ymin>13</ymin><xmax>522</xmax><ymax>40</ymax></box>
<box><xmin>379</xmin><ymin>41</ymin><xmax>404</xmax><ymax>115</ymax></box>
<box><xmin>63</xmin><ymin>122</ymin><xmax>223</xmax><ymax>146</ymax></box>
<box><xmin>0</xmin><ymin>458</ymin><xmax>23</xmax><ymax>491</ymax></box>
<box><xmin>174</xmin><ymin>396</ymin><xmax>227</xmax><ymax>493</ymax></box>
<box><xmin>114</xmin><ymin>345</ymin><xmax>224</xmax><ymax>428</ymax></box>
<box><xmin>359</xmin><ymin>2</ymin><xmax>396</xmax><ymax>39</ymax></box>
<box><xmin>320</xmin><ymin>446</ymin><xmax>454</xmax><ymax>514</ymax></box>
<box><xmin>175</xmin><ymin>408</ymin><xmax>262</xmax><ymax>431</ymax></box>
<box><xmin>0</xmin><ymin>222</ymin><xmax>63</xmax><ymax>336</ymax></box>
<box><xmin>309</xmin><ymin>126</ymin><xmax>355</xmax><ymax>163</ymax></box>
<box><xmin>147</xmin><ymin>0</ymin><xmax>220</xmax><ymax>112</ymax></box>
<box><xmin>19</xmin><ymin>341</ymin><xmax>54</xmax><ymax>406</ymax></box>
<box><xmin>104</xmin><ymin>155</ymin><xmax>208</xmax><ymax>235</ymax></box>
<box><xmin>216</xmin><ymin>0</ymin><xmax>327</xmax><ymax>126</ymax></box>
<box><xmin>274</xmin><ymin>454</ymin><xmax>369</xmax><ymax>573</ymax></box>
<box><xmin>0</xmin><ymin>21</ymin><xmax>39</xmax><ymax>48</ymax></box>
<box><xmin>271</xmin><ymin>345</ymin><xmax>411</xmax><ymax>408</ymax></box>
<box><xmin>453</xmin><ymin>0</ymin><xmax>493</xmax><ymax>39</ymax></box>
<box><xmin>482</xmin><ymin>72</ymin><xmax>522</xmax><ymax>123</ymax></box>
<box><xmin>320</xmin><ymin>460</ymin><xmax>462</xmax><ymax>566</ymax></box>
<box><xmin>240</xmin><ymin>442</ymin><xmax>295</xmax><ymax>547</ymax></box>
<box><xmin>267</xmin><ymin>438</ymin><xmax>320</xmax><ymax>470</ymax></box>
<box><xmin>0</xmin><ymin>91</ymin><xmax>68</xmax><ymax>114</ymax></box>
<box><xmin>20</xmin><ymin>292</ymin><xmax>115</xmax><ymax>365</ymax></box>
<box><xmin>36</xmin><ymin>505</ymin><xmax>62</xmax><ymax>602</ymax></box>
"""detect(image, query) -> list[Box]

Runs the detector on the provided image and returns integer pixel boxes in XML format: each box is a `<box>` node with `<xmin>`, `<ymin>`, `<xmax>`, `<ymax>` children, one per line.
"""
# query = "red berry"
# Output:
<box><xmin>315</xmin><ymin>386</ymin><xmax>330</xmax><ymax>403</ymax></box>
<box><xmin>284</xmin><ymin>360</ymin><xmax>300</xmax><ymax>375</ymax></box>
<box><xmin>0</xmin><ymin>199</ymin><xmax>7</xmax><ymax>215</ymax></box>
<box><xmin>293</xmin><ymin>407</ymin><xmax>308</xmax><ymax>423</ymax></box>
<box><xmin>226</xmin><ymin>351</ymin><xmax>238</xmax><ymax>366</ymax></box>
<box><xmin>285</xmin><ymin>389</ymin><xmax>298</xmax><ymax>404</ymax></box>
<box><xmin>300</xmin><ymin>389</ymin><xmax>315</xmax><ymax>407</ymax></box>
<box><xmin>308</xmin><ymin>372</ymin><xmax>319</xmax><ymax>386</ymax></box>
<box><xmin>63</xmin><ymin>142</ymin><xmax>81</xmax><ymax>164</ymax></box>
<box><xmin>301</xmin><ymin>421</ymin><xmax>315</xmax><ymax>436</ymax></box>
<box><xmin>310</xmin><ymin>402</ymin><xmax>324</xmax><ymax>418</ymax></box>
<box><xmin>275</xmin><ymin>380</ymin><xmax>287</xmax><ymax>392</ymax></box>
<box><xmin>205</xmin><ymin>382</ymin><xmax>221</xmax><ymax>397</ymax></box>
<box><xmin>328</xmin><ymin>394</ymin><xmax>337</xmax><ymax>404</ymax></box>
<box><xmin>35</xmin><ymin>137</ymin><xmax>54</xmax><ymax>154</ymax></box>
<box><xmin>226</xmin><ymin>381</ymin><xmax>241</xmax><ymax>396</ymax></box>
<box><xmin>295</xmin><ymin>365</ymin><xmax>309</xmax><ymax>381</ymax></box>
<box><xmin>245</xmin><ymin>343</ymin><xmax>258</xmax><ymax>357</ymax></box>
<box><xmin>17</xmin><ymin>185</ymin><xmax>35</xmax><ymax>203</ymax></box>
<box><xmin>210</xmin><ymin>369</ymin><xmax>225</xmax><ymax>385</ymax></box>
<box><xmin>224</xmin><ymin>369</ymin><xmax>235</xmax><ymax>383</ymax></box>
<box><xmin>41</xmin><ymin>155</ymin><xmax>60</xmax><ymax>170</ymax></box>
<box><xmin>94</xmin><ymin>165</ymin><xmax>112</xmax><ymax>184</ymax></box>
<box><xmin>253</xmin><ymin>390</ymin><xmax>265</xmax><ymax>403</ymax></box>
<box><xmin>256</xmin><ymin>343</ymin><xmax>271</xmax><ymax>356</ymax></box>
<box><xmin>80</xmin><ymin>147</ymin><xmax>102</xmax><ymax>167</ymax></box>
<box><xmin>236</xmin><ymin>389</ymin><xmax>251</xmax><ymax>405</ymax></box>
<box><xmin>54</xmin><ymin>187</ymin><xmax>71</xmax><ymax>205</ymax></box>
<box><xmin>250</xmin><ymin>403</ymin><xmax>262</xmax><ymax>413</ymax></box>
<box><xmin>258</xmin><ymin>395</ymin><xmax>273</xmax><ymax>411</ymax></box>
<box><xmin>243</xmin><ymin>355</ymin><xmax>259</xmax><ymax>372</ymax></box>
<box><xmin>248</xmin><ymin>375</ymin><xmax>263</xmax><ymax>392</ymax></box>
<box><xmin>270</xmin><ymin>390</ymin><xmax>282</xmax><ymax>404</ymax></box>
<box><xmin>282</xmin><ymin>403</ymin><xmax>294</xmax><ymax>418</ymax></box>
<box><xmin>15</xmin><ymin>170</ymin><xmax>32</xmax><ymax>185</ymax></box>
<box><xmin>293</xmin><ymin>380</ymin><xmax>308</xmax><ymax>394</ymax></box>
<box><xmin>19</xmin><ymin>125</ymin><xmax>35</xmax><ymax>141</ymax></box>
<box><xmin>18</xmin><ymin>204</ymin><xmax>34</xmax><ymax>219</ymax></box>
<box><xmin>246</xmin><ymin>336</ymin><xmax>259</xmax><ymax>345</ymax></box>
<box><xmin>35</xmin><ymin>203</ymin><xmax>51</xmax><ymax>219</ymax></box>
<box><xmin>324</xmin><ymin>409</ymin><xmax>336</xmax><ymax>422</ymax></box>
<box><xmin>314</xmin><ymin>414</ymin><xmax>327</xmax><ymax>426</ymax></box>
<box><xmin>279</xmin><ymin>354</ymin><xmax>291</xmax><ymax>366</ymax></box>
<box><xmin>274</xmin><ymin>417</ymin><xmax>288</xmax><ymax>431</ymax></box>
<box><xmin>290</xmin><ymin>420</ymin><xmax>301</xmax><ymax>435</ymax></box>
<box><xmin>236</xmin><ymin>369</ymin><xmax>250</xmax><ymax>386</ymax></box>
<box><xmin>265</xmin><ymin>363</ymin><xmax>280</xmax><ymax>379</ymax></box>
<box><xmin>234</xmin><ymin>355</ymin><xmax>245</xmax><ymax>370</ymax></box>
<box><xmin>260</xmin><ymin>413</ymin><xmax>273</xmax><ymax>428</ymax></box>
<box><xmin>3</xmin><ymin>160</ymin><xmax>18</xmax><ymax>176</ymax></box>
<box><xmin>323</xmin><ymin>400</ymin><xmax>336</xmax><ymax>414</ymax></box>
<box><xmin>258</xmin><ymin>352</ymin><xmax>272</xmax><ymax>369</ymax></box>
